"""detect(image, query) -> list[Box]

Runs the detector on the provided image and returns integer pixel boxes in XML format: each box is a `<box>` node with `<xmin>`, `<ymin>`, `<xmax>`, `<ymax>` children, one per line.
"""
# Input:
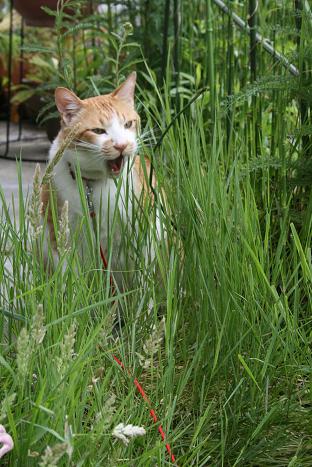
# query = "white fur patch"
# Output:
<box><xmin>95</xmin><ymin>115</ymin><xmax>137</xmax><ymax>153</ymax></box>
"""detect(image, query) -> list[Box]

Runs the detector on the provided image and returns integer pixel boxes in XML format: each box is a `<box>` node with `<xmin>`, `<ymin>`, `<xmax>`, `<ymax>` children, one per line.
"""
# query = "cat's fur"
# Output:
<box><xmin>41</xmin><ymin>72</ymin><xmax>158</xmax><ymax>283</ymax></box>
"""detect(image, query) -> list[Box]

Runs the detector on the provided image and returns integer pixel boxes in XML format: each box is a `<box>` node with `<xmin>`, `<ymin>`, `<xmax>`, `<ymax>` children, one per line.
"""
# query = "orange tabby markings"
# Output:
<box><xmin>133</xmin><ymin>156</ymin><xmax>157</xmax><ymax>202</ymax></box>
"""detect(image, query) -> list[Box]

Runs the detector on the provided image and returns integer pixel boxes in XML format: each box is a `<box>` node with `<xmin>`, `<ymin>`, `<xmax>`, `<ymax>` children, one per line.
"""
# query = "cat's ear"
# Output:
<box><xmin>55</xmin><ymin>87</ymin><xmax>83</xmax><ymax>124</ymax></box>
<box><xmin>112</xmin><ymin>71</ymin><xmax>136</xmax><ymax>106</ymax></box>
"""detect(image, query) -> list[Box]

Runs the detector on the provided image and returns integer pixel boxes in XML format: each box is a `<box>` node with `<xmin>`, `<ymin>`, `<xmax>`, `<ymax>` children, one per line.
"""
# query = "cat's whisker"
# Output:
<box><xmin>74</xmin><ymin>140</ymin><xmax>94</xmax><ymax>146</ymax></box>
<box><xmin>74</xmin><ymin>139</ymin><xmax>101</xmax><ymax>151</ymax></box>
<box><xmin>139</xmin><ymin>133</ymin><xmax>160</xmax><ymax>140</ymax></box>
<box><xmin>138</xmin><ymin>135</ymin><xmax>157</xmax><ymax>140</ymax></box>
<box><xmin>139</xmin><ymin>128</ymin><xmax>162</xmax><ymax>139</ymax></box>
<box><xmin>138</xmin><ymin>137</ymin><xmax>158</xmax><ymax>144</ymax></box>
<box><xmin>138</xmin><ymin>131</ymin><xmax>160</xmax><ymax>139</ymax></box>
<box><xmin>73</xmin><ymin>141</ymin><xmax>97</xmax><ymax>149</ymax></box>
<box><xmin>74</xmin><ymin>145</ymin><xmax>100</xmax><ymax>152</ymax></box>
<box><xmin>75</xmin><ymin>138</ymin><xmax>99</xmax><ymax>146</ymax></box>
<box><xmin>136</xmin><ymin>140</ymin><xmax>158</xmax><ymax>149</ymax></box>
<box><xmin>74</xmin><ymin>145</ymin><xmax>103</xmax><ymax>155</ymax></box>
<box><xmin>74</xmin><ymin>147</ymin><xmax>101</xmax><ymax>154</ymax></box>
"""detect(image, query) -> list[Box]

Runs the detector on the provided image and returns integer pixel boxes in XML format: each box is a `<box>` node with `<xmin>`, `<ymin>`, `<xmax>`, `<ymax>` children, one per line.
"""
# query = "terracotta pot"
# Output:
<box><xmin>13</xmin><ymin>0</ymin><xmax>74</xmax><ymax>27</ymax></box>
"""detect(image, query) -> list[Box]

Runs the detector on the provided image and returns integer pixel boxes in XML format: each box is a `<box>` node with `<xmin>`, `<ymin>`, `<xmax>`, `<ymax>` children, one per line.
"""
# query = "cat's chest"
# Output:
<box><xmin>92</xmin><ymin>178</ymin><xmax>130</xmax><ymax>222</ymax></box>
<box><xmin>87</xmin><ymin>178</ymin><xmax>135</xmax><ymax>261</ymax></box>
<box><xmin>54</xmin><ymin>160</ymin><xmax>135</xmax><ymax>252</ymax></box>
<box><xmin>68</xmin><ymin>173</ymin><xmax>131</xmax><ymax>235</ymax></box>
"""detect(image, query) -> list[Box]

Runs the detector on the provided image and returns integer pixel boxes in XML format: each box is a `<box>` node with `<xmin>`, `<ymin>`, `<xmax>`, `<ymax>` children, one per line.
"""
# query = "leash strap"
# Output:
<box><xmin>113</xmin><ymin>355</ymin><xmax>176</xmax><ymax>463</ymax></box>
<box><xmin>84</xmin><ymin>181</ymin><xmax>176</xmax><ymax>464</ymax></box>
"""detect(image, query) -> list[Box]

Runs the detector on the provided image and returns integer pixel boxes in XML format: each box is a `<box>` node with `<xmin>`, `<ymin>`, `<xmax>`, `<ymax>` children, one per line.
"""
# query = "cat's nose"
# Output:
<box><xmin>114</xmin><ymin>143</ymin><xmax>127</xmax><ymax>153</ymax></box>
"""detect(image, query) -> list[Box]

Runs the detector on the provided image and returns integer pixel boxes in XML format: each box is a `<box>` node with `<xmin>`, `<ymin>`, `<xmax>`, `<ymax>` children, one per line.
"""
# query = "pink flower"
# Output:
<box><xmin>0</xmin><ymin>425</ymin><xmax>14</xmax><ymax>459</ymax></box>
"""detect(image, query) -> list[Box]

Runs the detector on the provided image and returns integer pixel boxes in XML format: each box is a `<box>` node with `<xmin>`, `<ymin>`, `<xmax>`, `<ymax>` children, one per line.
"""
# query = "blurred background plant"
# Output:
<box><xmin>1</xmin><ymin>1</ymin><xmax>311</xmax><ymax>203</ymax></box>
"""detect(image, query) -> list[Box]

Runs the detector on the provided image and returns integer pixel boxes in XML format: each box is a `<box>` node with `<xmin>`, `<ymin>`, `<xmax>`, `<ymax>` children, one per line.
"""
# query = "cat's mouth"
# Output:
<box><xmin>106</xmin><ymin>154</ymin><xmax>124</xmax><ymax>176</ymax></box>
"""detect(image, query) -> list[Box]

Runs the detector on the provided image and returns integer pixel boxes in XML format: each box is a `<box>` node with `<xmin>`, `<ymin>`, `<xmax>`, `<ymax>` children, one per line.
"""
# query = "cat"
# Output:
<box><xmin>41</xmin><ymin>72</ymin><xmax>160</xmax><ymax>287</ymax></box>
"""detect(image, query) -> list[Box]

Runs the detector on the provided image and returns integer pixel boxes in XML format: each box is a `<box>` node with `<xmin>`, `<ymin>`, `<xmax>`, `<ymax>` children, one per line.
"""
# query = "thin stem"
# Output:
<box><xmin>173</xmin><ymin>0</ymin><xmax>180</xmax><ymax>110</ymax></box>
<box><xmin>248</xmin><ymin>0</ymin><xmax>259</xmax><ymax>156</ymax></box>
<box><xmin>161</xmin><ymin>0</ymin><xmax>171</xmax><ymax>83</ymax></box>
<box><xmin>206</xmin><ymin>0</ymin><xmax>215</xmax><ymax>123</ymax></box>
<box><xmin>248</xmin><ymin>0</ymin><xmax>257</xmax><ymax>83</ymax></box>
<box><xmin>212</xmin><ymin>0</ymin><xmax>299</xmax><ymax>76</ymax></box>
<box><xmin>295</xmin><ymin>0</ymin><xmax>310</xmax><ymax>157</ymax></box>
<box><xmin>226</xmin><ymin>11</ymin><xmax>234</xmax><ymax>149</ymax></box>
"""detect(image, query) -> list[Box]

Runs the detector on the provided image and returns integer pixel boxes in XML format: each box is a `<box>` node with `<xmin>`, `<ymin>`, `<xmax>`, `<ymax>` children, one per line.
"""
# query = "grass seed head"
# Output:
<box><xmin>41</xmin><ymin>123</ymin><xmax>81</xmax><ymax>185</ymax></box>
<box><xmin>98</xmin><ymin>304</ymin><xmax>118</xmax><ymax>348</ymax></box>
<box><xmin>39</xmin><ymin>443</ymin><xmax>69</xmax><ymax>467</ymax></box>
<box><xmin>56</xmin><ymin>320</ymin><xmax>77</xmax><ymax>377</ymax></box>
<box><xmin>95</xmin><ymin>393</ymin><xmax>116</xmax><ymax>429</ymax></box>
<box><xmin>39</xmin><ymin>418</ymin><xmax>73</xmax><ymax>466</ymax></box>
<box><xmin>57</xmin><ymin>200</ymin><xmax>70</xmax><ymax>257</ymax></box>
<box><xmin>112</xmin><ymin>423</ymin><xmax>146</xmax><ymax>445</ymax></box>
<box><xmin>143</xmin><ymin>317</ymin><xmax>165</xmax><ymax>355</ymax></box>
<box><xmin>31</xmin><ymin>304</ymin><xmax>46</xmax><ymax>345</ymax></box>
<box><xmin>64</xmin><ymin>416</ymin><xmax>73</xmax><ymax>459</ymax></box>
<box><xmin>16</xmin><ymin>327</ymin><xmax>31</xmax><ymax>381</ymax></box>
<box><xmin>138</xmin><ymin>317</ymin><xmax>165</xmax><ymax>369</ymax></box>
<box><xmin>0</xmin><ymin>393</ymin><xmax>16</xmax><ymax>423</ymax></box>
<box><xmin>28</xmin><ymin>163</ymin><xmax>43</xmax><ymax>239</ymax></box>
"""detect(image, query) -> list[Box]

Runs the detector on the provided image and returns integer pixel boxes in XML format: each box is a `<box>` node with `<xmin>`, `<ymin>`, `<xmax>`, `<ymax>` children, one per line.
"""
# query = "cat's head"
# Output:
<box><xmin>55</xmin><ymin>72</ymin><xmax>139</xmax><ymax>177</ymax></box>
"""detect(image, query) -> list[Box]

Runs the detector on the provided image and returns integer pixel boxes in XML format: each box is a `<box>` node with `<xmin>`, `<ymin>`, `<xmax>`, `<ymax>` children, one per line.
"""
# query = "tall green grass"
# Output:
<box><xmin>1</xmin><ymin>80</ymin><xmax>311</xmax><ymax>465</ymax></box>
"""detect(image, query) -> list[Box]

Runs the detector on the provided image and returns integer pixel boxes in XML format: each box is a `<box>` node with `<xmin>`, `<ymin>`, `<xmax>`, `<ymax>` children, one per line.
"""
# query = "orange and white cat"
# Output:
<box><xmin>41</xmin><ymin>72</ymin><xmax>159</xmax><ymax>283</ymax></box>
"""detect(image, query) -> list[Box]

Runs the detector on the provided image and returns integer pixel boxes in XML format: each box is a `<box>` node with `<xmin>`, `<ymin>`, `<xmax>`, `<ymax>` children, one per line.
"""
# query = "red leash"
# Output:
<box><xmin>113</xmin><ymin>355</ymin><xmax>176</xmax><ymax>463</ymax></box>
<box><xmin>99</xmin><ymin>244</ymin><xmax>116</xmax><ymax>293</ymax></box>
<box><xmin>85</xmin><ymin>183</ymin><xmax>176</xmax><ymax>464</ymax></box>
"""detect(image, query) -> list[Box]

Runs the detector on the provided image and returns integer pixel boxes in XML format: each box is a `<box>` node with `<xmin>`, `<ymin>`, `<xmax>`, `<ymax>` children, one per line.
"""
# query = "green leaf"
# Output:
<box><xmin>238</xmin><ymin>354</ymin><xmax>261</xmax><ymax>391</ymax></box>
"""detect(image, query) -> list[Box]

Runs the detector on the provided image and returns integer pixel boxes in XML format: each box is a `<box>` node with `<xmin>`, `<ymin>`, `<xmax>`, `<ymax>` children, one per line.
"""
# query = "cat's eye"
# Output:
<box><xmin>124</xmin><ymin>120</ymin><xmax>133</xmax><ymax>129</ymax></box>
<box><xmin>91</xmin><ymin>128</ymin><xmax>107</xmax><ymax>135</ymax></box>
